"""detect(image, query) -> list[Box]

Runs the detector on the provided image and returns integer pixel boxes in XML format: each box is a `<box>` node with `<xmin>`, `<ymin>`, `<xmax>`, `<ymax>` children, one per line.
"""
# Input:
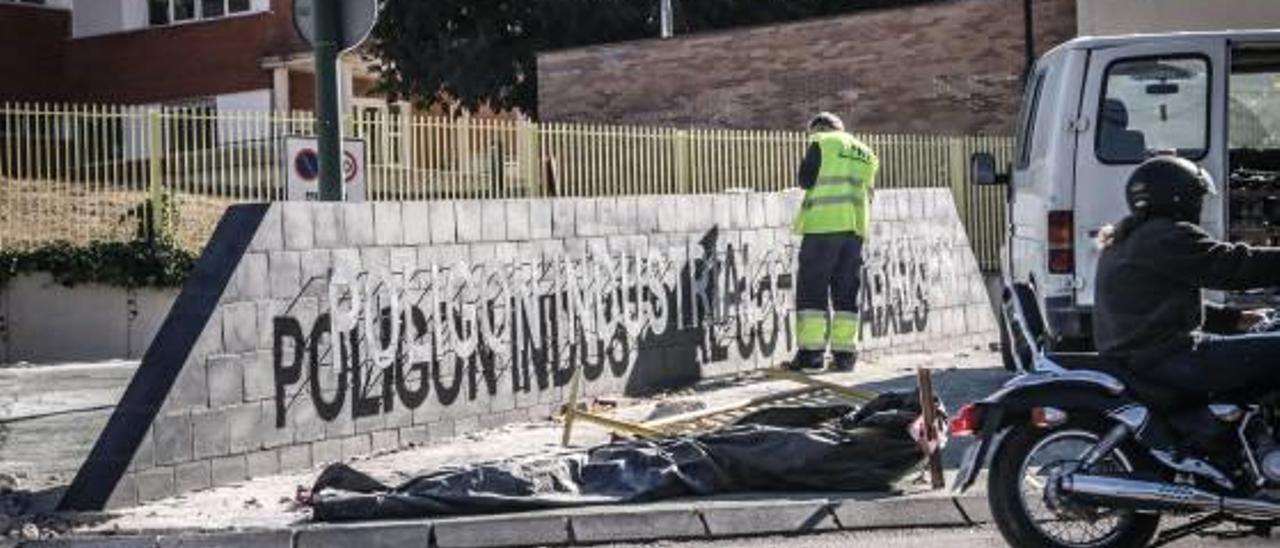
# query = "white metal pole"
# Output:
<box><xmin>660</xmin><ymin>0</ymin><xmax>673</xmax><ymax>38</ymax></box>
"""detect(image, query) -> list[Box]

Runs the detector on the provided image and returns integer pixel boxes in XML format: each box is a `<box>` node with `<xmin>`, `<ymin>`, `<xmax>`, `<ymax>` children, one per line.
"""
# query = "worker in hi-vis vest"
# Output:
<box><xmin>787</xmin><ymin>112</ymin><xmax>879</xmax><ymax>372</ymax></box>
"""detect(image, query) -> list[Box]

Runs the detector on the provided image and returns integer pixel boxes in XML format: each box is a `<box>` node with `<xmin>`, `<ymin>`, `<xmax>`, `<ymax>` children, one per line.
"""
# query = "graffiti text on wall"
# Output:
<box><xmin>860</xmin><ymin>232</ymin><xmax>961</xmax><ymax>338</ymax></box>
<box><xmin>271</xmin><ymin>239</ymin><xmax>796</xmax><ymax>426</ymax></box>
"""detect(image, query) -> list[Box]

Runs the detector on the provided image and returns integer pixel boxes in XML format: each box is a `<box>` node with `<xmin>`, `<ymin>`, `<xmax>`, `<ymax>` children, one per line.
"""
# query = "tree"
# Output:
<box><xmin>369</xmin><ymin>0</ymin><xmax>940</xmax><ymax>116</ymax></box>
<box><xmin>369</xmin><ymin>0</ymin><xmax>653</xmax><ymax>115</ymax></box>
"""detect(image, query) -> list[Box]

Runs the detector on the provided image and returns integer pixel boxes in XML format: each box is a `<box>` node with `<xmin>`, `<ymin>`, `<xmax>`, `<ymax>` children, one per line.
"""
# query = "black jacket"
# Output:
<box><xmin>1094</xmin><ymin>217</ymin><xmax>1280</xmax><ymax>368</ymax></box>
<box><xmin>797</xmin><ymin>143</ymin><xmax>821</xmax><ymax>189</ymax></box>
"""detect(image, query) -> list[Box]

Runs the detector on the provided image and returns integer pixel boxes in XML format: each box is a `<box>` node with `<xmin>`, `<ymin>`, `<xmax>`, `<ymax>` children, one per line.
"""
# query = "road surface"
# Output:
<box><xmin>594</xmin><ymin>525</ymin><xmax>1275</xmax><ymax>548</ymax></box>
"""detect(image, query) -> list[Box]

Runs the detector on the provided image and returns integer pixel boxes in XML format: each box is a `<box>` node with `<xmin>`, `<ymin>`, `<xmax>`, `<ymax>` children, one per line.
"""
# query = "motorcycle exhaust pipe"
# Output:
<box><xmin>1060</xmin><ymin>474</ymin><xmax>1280</xmax><ymax>519</ymax></box>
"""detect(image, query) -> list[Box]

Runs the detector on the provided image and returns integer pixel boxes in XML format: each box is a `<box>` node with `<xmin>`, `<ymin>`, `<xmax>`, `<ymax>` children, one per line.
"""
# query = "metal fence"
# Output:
<box><xmin>0</xmin><ymin>102</ymin><xmax>1013</xmax><ymax>269</ymax></box>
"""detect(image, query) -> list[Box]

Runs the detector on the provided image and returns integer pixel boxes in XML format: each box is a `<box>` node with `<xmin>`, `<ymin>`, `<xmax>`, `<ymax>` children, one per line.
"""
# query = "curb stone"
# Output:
<box><xmin>570</xmin><ymin>507</ymin><xmax>707</xmax><ymax>544</ymax></box>
<box><xmin>291</xmin><ymin>517</ymin><xmax>427</xmax><ymax>548</ymax></box>
<box><xmin>433</xmin><ymin>514</ymin><xmax>570</xmax><ymax>548</ymax></box>
<box><xmin>156</xmin><ymin>530</ymin><xmax>293</xmax><ymax>548</ymax></box>
<box><xmin>22</xmin><ymin>538</ymin><xmax>155</xmax><ymax>548</ymax></box>
<box><xmin>294</xmin><ymin>520</ymin><xmax>431</xmax><ymax>548</ymax></box>
<box><xmin>953</xmin><ymin>494</ymin><xmax>993</xmax><ymax>524</ymax></box>
<box><xmin>833</xmin><ymin>496</ymin><xmax>970</xmax><ymax>529</ymax></box>
<box><xmin>697</xmin><ymin>499</ymin><xmax>837</xmax><ymax>536</ymax></box>
<box><xmin>31</xmin><ymin>495</ymin><xmax>988</xmax><ymax>547</ymax></box>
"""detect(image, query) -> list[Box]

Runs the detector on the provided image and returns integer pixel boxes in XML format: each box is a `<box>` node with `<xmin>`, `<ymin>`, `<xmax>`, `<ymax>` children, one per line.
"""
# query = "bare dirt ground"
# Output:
<box><xmin>1</xmin><ymin>178</ymin><xmax>232</xmax><ymax>251</ymax></box>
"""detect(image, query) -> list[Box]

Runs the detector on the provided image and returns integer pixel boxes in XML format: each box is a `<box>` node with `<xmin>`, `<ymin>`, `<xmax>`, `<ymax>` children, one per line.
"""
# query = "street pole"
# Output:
<box><xmin>314</xmin><ymin>0</ymin><xmax>344</xmax><ymax>201</ymax></box>
<box><xmin>660</xmin><ymin>0</ymin><xmax>673</xmax><ymax>39</ymax></box>
<box><xmin>1023</xmin><ymin>0</ymin><xmax>1035</xmax><ymax>83</ymax></box>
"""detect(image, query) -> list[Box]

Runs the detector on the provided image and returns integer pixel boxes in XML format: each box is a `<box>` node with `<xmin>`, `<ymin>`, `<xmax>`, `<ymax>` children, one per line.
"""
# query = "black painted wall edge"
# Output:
<box><xmin>59</xmin><ymin>204</ymin><xmax>270</xmax><ymax>511</ymax></box>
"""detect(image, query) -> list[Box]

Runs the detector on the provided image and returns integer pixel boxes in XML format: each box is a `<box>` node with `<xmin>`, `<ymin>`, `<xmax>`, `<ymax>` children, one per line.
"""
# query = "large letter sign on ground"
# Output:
<box><xmin>57</xmin><ymin>190</ymin><xmax>997</xmax><ymax>511</ymax></box>
<box><xmin>285</xmin><ymin>136</ymin><xmax>367</xmax><ymax>201</ymax></box>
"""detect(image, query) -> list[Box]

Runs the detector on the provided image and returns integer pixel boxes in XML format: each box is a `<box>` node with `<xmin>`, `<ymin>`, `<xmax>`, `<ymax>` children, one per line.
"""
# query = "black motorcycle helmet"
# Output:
<box><xmin>1125</xmin><ymin>155</ymin><xmax>1217</xmax><ymax>222</ymax></box>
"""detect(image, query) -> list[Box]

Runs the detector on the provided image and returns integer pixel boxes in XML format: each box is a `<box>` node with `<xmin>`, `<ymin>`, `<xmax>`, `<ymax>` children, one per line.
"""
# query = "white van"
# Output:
<box><xmin>972</xmin><ymin>30</ymin><xmax>1280</xmax><ymax>372</ymax></box>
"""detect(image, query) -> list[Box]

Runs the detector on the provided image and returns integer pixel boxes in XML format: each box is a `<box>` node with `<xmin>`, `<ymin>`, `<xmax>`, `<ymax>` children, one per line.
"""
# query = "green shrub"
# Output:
<box><xmin>0</xmin><ymin>239</ymin><xmax>197</xmax><ymax>289</ymax></box>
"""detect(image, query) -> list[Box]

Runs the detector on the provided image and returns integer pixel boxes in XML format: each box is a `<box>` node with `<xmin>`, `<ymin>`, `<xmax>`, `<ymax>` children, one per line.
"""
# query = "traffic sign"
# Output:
<box><xmin>284</xmin><ymin>136</ymin><xmax>367</xmax><ymax>201</ymax></box>
<box><xmin>294</xmin><ymin>0</ymin><xmax>380</xmax><ymax>52</ymax></box>
<box><xmin>294</xmin><ymin>148</ymin><xmax>321</xmax><ymax>181</ymax></box>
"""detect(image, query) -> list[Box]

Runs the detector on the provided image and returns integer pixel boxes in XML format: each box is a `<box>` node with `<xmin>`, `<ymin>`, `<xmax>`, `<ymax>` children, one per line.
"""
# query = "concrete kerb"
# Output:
<box><xmin>569</xmin><ymin>505</ymin><xmax>707</xmax><ymax>544</ymax></box>
<box><xmin>156</xmin><ymin>530</ymin><xmax>294</xmax><ymax>548</ymax></box>
<box><xmin>696</xmin><ymin>498</ymin><xmax>837</xmax><ymax>537</ymax></box>
<box><xmin>433</xmin><ymin>514</ymin><xmax>570</xmax><ymax>548</ymax></box>
<box><xmin>34</xmin><ymin>493</ymin><xmax>988</xmax><ymax>547</ymax></box>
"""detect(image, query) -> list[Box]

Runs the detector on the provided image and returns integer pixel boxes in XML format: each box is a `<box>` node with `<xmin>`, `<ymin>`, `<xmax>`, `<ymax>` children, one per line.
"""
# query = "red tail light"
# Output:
<box><xmin>1048</xmin><ymin>250</ymin><xmax>1074</xmax><ymax>274</ymax></box>
<box><xmin>1048</xmin><ymin>211</ymin><xmax>1074</xmax><ymax>274</ymax></box>
<box><xmin>950</xmin><ymin>403</ymin><xmax>983</xmax><ymax>437</ymax></box>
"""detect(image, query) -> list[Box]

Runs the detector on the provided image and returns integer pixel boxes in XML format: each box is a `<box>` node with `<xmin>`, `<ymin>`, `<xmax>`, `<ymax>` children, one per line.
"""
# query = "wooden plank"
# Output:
<box><xmin>566</xmin><ymin>409</ymin><xmax>666</xmax><ymax>440</ymax></box>
<box><xmin>917</xmin><ymin>368</ymin><xmax>946</xmax><ymax>489</ymax></box>
<box><xmin>764</xmin><ymin>369</ymin><xmax>880</xmax><ymax>402</ymax></box>
<box><xmin>560</xmin><ymin>365</ymin><xmax>583</xmax><ymax>446</ymax></box>
<box><xmin>643</xmin><ymin>385</ymin><xmax>824</xmax><ymax>428</ymax></box>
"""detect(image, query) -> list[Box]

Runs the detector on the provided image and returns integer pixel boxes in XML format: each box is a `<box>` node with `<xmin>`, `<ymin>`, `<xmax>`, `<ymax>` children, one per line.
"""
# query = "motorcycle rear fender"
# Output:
<box><xmin>953</xmin><ymin>372</ymin><xmax>1137</xmax><ymax>493</ymax></box>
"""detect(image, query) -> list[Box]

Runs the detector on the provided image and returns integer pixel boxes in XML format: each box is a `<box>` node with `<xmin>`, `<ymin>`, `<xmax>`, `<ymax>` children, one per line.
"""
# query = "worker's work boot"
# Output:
<box><xmin>830</xmin><ymin>350</ymin><xmax>858</xmax><ymax>372</ymax></box>
<box><xmin>784</xmin><ymin>350</ymin><xmax>825</xmax><ymax>371</ymax></box>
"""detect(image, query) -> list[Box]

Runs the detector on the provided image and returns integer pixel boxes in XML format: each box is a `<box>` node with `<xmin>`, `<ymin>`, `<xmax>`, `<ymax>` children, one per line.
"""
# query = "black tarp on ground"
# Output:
<box><xmin>308</xmin><ymin>391</ymin><xmax>939</xmax><ymax>522</ymax></box>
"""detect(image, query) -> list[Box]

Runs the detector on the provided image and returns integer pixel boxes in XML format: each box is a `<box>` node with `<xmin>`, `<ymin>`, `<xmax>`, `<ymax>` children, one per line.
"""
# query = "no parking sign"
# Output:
<box><xmin>284</xmin><ymin>136</ymin><xmax>367</xmax><ymax>201</ymax></box>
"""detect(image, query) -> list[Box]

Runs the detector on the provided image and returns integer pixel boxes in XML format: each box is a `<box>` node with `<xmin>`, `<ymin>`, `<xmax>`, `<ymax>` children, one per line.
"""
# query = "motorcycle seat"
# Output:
<box><xmin>1045</xmin><ymin>352</ymin><xmax>1198</xmax><ymax>412</ymax></box>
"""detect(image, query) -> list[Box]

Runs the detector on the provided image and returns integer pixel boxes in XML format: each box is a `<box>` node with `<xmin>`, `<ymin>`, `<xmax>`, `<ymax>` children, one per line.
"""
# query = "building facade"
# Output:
<box><xmin>0</xmin><ymin>0</ymin><xmax>386</xmax><ymax>115</ymax></box>
<box><xmin>536</xmin><ymin>0</ymin><xmax>1077</xmax><ymax>135</ymax></box>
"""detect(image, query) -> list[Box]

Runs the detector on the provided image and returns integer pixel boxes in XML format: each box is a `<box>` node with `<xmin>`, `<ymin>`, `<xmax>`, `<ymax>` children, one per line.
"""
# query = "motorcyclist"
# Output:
<box><xmin>1094</xmin><ymin>155</ymin><xmax>1280</xmax><ymax>398</ymax></box>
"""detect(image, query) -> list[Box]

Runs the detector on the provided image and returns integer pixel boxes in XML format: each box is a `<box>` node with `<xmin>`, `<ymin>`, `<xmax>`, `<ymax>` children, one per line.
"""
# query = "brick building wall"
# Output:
<box><xmin>61</xmin><ymin>0</ymin><xmax>308</xmax><ymax>104</ymax></box>
<box><xmin>0</xmin><ymin>0</ymin><xmax>376</xmax><ymax>108</ymax></box>
<box><xmin>288</xmin><ymin>71</ymin><xmax>316</xmax><ymax>112</ymax></box>
<box><xmin>0</xmin><ymin>5</ymin><xmax>71</xmax><ymax>102</ymax></box>
<box><xmin>537</xmin><ymin>0</ymin><xmax>1077</xmax><ymax>135</ymax></box>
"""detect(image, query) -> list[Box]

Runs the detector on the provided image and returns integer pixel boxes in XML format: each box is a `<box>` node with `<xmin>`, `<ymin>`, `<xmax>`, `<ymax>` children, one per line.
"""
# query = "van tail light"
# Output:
<box><xmin>1048</xmin><ymin>210</ymin><xmax>1074</xmax><ymax>274</ymax></box>
<box><xmin>950</xmin><ymin>403</ymin><xmax>984</xmax><ymax>437</ymax></box>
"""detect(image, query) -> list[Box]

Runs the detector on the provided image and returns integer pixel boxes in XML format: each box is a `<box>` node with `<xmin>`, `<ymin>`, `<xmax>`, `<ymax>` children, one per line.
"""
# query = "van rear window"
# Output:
<box><xmin>1015</xmin><ymin>71</ymin><xmax>1046</xmax><ymax>169</ymax></box>
<box><xmin>1096</xmin><ymin>56</ymin><xmax>1210</xmax><ymax>164</ymax></box>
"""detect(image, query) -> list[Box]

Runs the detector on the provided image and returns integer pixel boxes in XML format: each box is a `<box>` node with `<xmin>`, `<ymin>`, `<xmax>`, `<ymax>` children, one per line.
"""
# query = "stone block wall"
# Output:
<box><xmin>69</xmin><ymin>189</ymin><xmax>996</xmax><ymax>509</ymax></box>
<box><xmin>856</xmin><ymin>189</ymin><xmax>998</xmax><ymax>355</ymax></box>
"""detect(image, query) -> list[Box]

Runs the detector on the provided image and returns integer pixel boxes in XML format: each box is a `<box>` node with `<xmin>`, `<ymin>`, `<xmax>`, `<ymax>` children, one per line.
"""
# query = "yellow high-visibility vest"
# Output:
<box><xmin>793</xmin><ymin>131</ymin><xmax>878</xmax><ymax>236</ymax></box>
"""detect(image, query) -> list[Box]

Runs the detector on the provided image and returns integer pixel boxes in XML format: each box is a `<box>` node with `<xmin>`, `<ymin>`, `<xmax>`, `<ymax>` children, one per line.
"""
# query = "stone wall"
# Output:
<box><xmin>0</xmin><ymin>275</ymin><xmax>176</xmax><ymax>364</ymax></box>
<box><xmin>536</xmin><ymin>0</ymin><xmax>1077</xmax><ymax>135</ymax></box>
<box><xmin>63</xmin><ymin>189</ymin><xmax>996</xmax><ymax>509</ymax></box>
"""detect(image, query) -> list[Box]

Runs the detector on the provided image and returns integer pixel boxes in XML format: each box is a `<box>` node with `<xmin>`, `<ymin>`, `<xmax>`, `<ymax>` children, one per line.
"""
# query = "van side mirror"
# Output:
<box><xmin>970</xmin><ymin>152</ymin><xmax>1010</xmax><ymax>186</ymax></box>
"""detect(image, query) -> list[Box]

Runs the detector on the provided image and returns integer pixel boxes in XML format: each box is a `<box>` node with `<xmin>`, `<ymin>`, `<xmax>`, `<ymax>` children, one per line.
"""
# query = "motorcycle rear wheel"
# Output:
<box><xmin>989</xmin><ymin>423</ymin><xmax>1161</xmax><ymax>548</ymax></box>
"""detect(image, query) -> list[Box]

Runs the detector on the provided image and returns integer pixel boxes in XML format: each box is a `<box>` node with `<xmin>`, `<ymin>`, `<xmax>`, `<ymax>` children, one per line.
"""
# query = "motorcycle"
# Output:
<box><xmin>953</xmin><ymin>289</ymin><xmax>1280</xmax><ymax>547</ymax></box>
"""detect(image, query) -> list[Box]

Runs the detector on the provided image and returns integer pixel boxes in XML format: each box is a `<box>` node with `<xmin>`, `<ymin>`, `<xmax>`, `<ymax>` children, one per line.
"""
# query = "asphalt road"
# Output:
<box><xmin>594</xmin><ymin>526</ymin><xmax>1277</xmax><ymax>548</ymax></box>
<box><xmin>0</xmin><ymin>361</ymin><xmax>136</xmax><ymax>487</ymax></box>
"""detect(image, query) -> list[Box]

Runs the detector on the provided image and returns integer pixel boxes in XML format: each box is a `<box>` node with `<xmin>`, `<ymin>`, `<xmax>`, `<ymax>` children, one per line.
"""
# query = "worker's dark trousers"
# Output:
<box><xmin>794</xmin><ymin>232</ymin><xmax>864</xmax><ymax>367</ymax></box>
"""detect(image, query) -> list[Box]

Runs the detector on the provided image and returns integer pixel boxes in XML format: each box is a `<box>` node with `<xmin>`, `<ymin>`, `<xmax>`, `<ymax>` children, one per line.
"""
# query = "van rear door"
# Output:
<box><xmin>1073</xmin><ymin>40</ymin><xmax>1227</xmax><ymax>307</ymax></box>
